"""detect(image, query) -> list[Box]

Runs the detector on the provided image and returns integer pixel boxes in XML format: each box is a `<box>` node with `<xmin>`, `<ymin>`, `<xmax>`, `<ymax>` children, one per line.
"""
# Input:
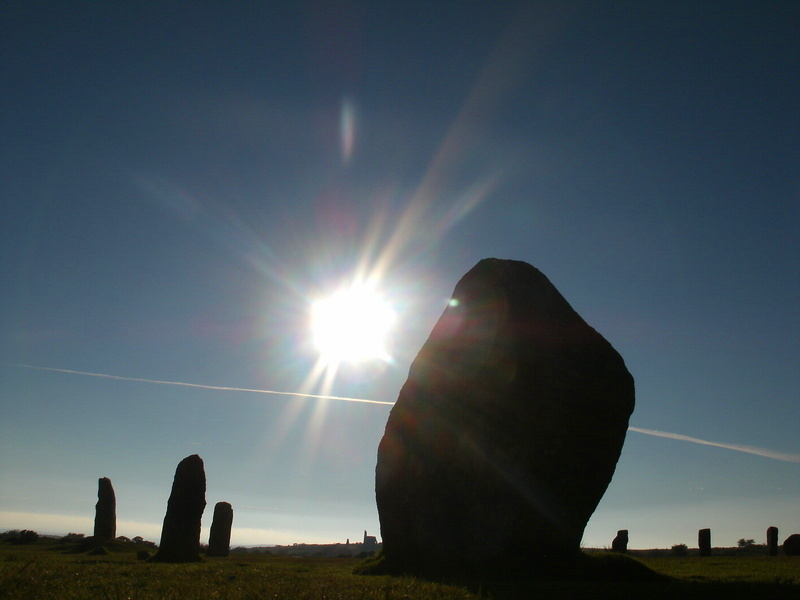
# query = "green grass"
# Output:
<box><xmin>2</xmin><ymin>544</ymin><xmax>472</xmax><ymax>600</ymax></box>
<box><xmin>1</xmin><ymin>540</ymin><xmax>798</xmax><ymax>599</ymax></box>
<box><xmin>638</xmin><ymin>555</ymin><xmax>800</xmax><ymax>584</ymax></box>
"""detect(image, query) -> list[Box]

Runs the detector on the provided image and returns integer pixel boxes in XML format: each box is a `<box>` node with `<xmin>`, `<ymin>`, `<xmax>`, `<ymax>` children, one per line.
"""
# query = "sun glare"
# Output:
<box><xmin>311</xmin><ymin>286</ymin><xmax>395</xmax><ymax>362</ymax></box>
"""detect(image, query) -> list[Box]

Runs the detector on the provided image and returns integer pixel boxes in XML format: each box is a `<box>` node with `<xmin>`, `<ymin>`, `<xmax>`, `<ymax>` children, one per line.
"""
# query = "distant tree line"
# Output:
<box><xmin>0</xmin><ymin>530</ymin><xmax>40</xmax><ymax>544</ymax></box>
<box><xmin>1</xmin><ymin>529</ymin><xmax>158</xmax><ymax>549</ymax></box>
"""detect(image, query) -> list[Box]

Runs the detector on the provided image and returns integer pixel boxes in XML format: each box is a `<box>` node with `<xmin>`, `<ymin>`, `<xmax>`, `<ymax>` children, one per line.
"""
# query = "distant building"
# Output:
<box><xmin>363</xmin><ymin>530</ymin><xmax>378</xmax><ymax>551</ymax></box>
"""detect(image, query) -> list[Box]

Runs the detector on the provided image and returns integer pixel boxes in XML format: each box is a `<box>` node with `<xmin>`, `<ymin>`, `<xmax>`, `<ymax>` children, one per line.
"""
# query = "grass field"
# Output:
<box><xmin>1</xmin><ymin>540</ymin><xmax>798</xmax><ymax>599</ymax></box>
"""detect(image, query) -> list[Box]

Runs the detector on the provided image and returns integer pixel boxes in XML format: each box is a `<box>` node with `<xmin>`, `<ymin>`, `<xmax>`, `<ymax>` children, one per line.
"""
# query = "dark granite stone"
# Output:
<box><xmin>767</xmin><ymin>526</ymin><xmax>779</xmax><ymax>557</ymax></box>
<box><xmin>375</xmin><ymin>258</ymin><xmax>635</xmax><ymax>574</ymax></box>
<box><xmin>152</xmin><ymin>454</ymin><xmax>207</xmax><ymax>563</ymax></box>
<box><xmin>612</xmin><ymin>530</ymin><xmax>629</xmax><ymax>554</ymax></box>
<box><xmin>783</xmin><ymin>534</ymin><xmax>800</xmax><ymax>556</ymax></box>
<box><xmin>207</xmin><ymin>502</ymin><xmax>233</xmax><ymax>557</ymax></box>
<box><xmin>93</xmin><ymin>477</ymin><xmax>116</xmax><ymax>543</ymax></box>
<box><xmin>698</xmin><ymin>528</ymin><xmax>711</xmax><ymax>557</ymax></box>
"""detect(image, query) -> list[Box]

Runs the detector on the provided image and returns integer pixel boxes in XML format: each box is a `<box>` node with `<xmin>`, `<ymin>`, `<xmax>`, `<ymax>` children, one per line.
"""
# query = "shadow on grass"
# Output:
<box><xmin>355</xmin><ymin>549</ymin><xmax>664</xmax><ymax>581</ymax></box>
<box><xmin>355</xmin><ymin>550</ymin><xmax>800</xmax><ymax>599</ymax></box>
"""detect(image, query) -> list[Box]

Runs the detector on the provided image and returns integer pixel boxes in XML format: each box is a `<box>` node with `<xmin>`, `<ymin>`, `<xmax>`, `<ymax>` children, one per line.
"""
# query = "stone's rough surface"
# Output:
<box><xmin>612</xmin><ymin>530</ymin><xmax>629</xmax><ymax>554</ymax></box>
<box><xmin>93</xmin><ymin>477</ymin><xmax>116</xmax><ymax>542</ymax></box>
<box><xmin>375</xmin><ymin>258</ymin><xmax>635</xmax><ymax>574</ymax></box>
<box><xmin>698</xmin><ymin>529</ymin><xmax>712</xmax><ymax>557</ymax></box>
<box><xmin>207</xmin><ymin>502</ymin><xmax>234</xmax><ymax>557</ymax></box>
<box><xmin>152</xmin><ymin>455</ymin><xmax>206</xmax><ymax>563</ymax></box>
<box><xmin>767</xmin><ymin>526</ymin><xmax>779</xmax><ymax>557</ymax></box>
<box><xmin>784</xmin><ymin>534</ymin><xmax>800</xmax><ymax>556</ymax></box>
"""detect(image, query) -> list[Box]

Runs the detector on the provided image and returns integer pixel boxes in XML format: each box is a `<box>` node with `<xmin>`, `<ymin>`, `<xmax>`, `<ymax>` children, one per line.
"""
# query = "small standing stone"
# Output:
<box><xmin>783</xmin><ymin>534</ymin><xmax>800</xmax><ymax>556</ymax></box>
<box><xmin>93</xmin><ymin>477</ymin><xmax>116</xmax><ymax>543</ymax></box>
<box><xmin>767</xmin><ymin>526</ymin><xmax>779</xmax><ymax>557</ymax></box>
<box><xmin>152</xmin><ymin>455</ymin><xmax>207</xmax><ymax>563</ymax></box>
<box><xmin>612</xmin><ymin>530</ymin><xmax>629</xmax><ymax>554</ymax></box>
<box><xmin>698</xmin><ymin>528</ymin><xmax>712</xmax><ymax>557</ymax></box>
<box><xmin>207</xmin><ymin>502</ymin><xmax>234</xmax><ymax>557</ymax></box>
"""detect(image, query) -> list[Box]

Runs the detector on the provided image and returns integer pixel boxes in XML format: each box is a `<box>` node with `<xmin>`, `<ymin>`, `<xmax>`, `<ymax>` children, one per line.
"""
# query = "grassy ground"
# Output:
<box><xmin>1</xmin><ymin>540</ymin><xmax>798</xmax><ymax>599</ymax></box>
<box><xmin>638</xmin><ymin>554</ymin><xmax>800</xmax><ymax>584</ymax></box>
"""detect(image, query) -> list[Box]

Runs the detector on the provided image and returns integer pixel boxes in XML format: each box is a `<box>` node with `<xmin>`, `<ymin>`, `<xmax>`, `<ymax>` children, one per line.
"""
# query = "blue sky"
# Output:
<box><xmin>1</xmin><ymin>1</ymin><xmax>798</xmax><ymax>550</ymax></box>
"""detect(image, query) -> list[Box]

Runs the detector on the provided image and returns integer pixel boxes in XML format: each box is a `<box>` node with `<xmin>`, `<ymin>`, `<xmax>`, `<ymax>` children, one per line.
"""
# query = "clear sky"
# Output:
<box><xmin>1</xmin><ymin>1</ymin><xmax>798</xmax><ymax>550</ymax></box>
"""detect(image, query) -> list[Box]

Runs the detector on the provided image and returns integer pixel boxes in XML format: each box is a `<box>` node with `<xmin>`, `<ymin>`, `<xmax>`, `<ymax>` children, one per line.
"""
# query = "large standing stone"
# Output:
<box><xmin>152</xmin><ymin>454</ymin><xmax>206</xmax><ymax>563</ymax></box>
<box><xmin>375</xmin><ymin>258</ymin><xmax>635</xmax><ymax>574</ymax></box>
<box><xmin>93</xmin><ymin>477</ymin><xmax>116</xmax><ymax>543</ymax></box>
<box><xmin>207</xmin><ymin>502</ymin><xmax>234</xmax><ymax>557</ymax></box>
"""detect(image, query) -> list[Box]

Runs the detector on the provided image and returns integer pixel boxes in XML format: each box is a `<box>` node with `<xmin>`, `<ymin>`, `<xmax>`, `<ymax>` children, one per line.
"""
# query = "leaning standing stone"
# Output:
<box><xmin>93</xmin><ymin>477</ymin><xmax>116</xmax><ymax>543</ymax></box>
<box><xmin>207</xmin><ymin>502</ymin><xmax>234</xmax><ymax>557</ymax></box>
<box><xmin>375</xmin><ymin>258</ymin><xmax>635</xmax><ymax>575</ymax></box>
<box><xmin>152</xmin><ymin>454</ymin><xmax>206</xmax><ymax>562</ymax></box>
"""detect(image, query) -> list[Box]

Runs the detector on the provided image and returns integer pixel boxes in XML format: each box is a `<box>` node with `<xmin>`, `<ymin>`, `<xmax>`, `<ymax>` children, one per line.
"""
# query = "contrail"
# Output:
<box><xmin>10</xmin><ymin>364</ymin><xmax>394</xmax><ymax>406</ymax></box>
<box><xmin>628</xmin><ymin>426</ymin><xmax>800</xmax><ymax>464</ymax></box>
<box><xmin>10</xmin><ymin>364</ymin><xmax>799</xmax><ymax>464</ymax></box>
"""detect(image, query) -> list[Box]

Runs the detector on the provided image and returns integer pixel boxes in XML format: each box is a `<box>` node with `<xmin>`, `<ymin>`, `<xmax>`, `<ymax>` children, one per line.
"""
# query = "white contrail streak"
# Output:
<box><xmin>11</xmin><ymin>364</ymin><xmax>394</xmax><ymax>406</ymax></box>
<box><xmin>628</xmin><ymin>426</ymin><xmax>800</xmax><ymax>464</ymax></box>
<box><xmin>10</xmin><ymin>364</ymin><xmax>799</xmax><ymax>463</ymax></box>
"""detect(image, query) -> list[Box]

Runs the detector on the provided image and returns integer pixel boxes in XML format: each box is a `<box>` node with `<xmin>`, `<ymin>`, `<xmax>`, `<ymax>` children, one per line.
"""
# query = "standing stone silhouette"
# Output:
<box><xmin>375</xmin><ymin>258</ymin><xmax>635</xmax><ymax>575</ymax></box>
<box><xmin>698</xmin><ymin>528</ymin><xmax>712</xmax><ymax>556</ymax></box>
<box><xmin>93</xmin><ymin>477</ymin><xmax>116</xmax><ymax>543</ymax></box>
<box><xmin>152</xmin><ymin>454</ymin><xmax>206</xmax><ymax>563</ymax></box>
<box><xmin>612</xmin><ymin>530</ymin><xmax>629</xmax><ymax>554</ymax></box>
<box><xmin>767</xmin><ymin>526</ymin><xmax>779</xmax><ymax>556</ymax></box>
<box><xmin>784</xmin><ymin>534</ymin><xmax>800</xmax><ymax>556</ymax></box>
<box><xmin>207</xmin><ymin>502</ymin><xmax>234</xmax><ymax>557</ymax></box>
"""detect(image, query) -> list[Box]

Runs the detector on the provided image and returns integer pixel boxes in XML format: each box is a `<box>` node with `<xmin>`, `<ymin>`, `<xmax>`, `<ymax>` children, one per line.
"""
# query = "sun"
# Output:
<box><xmin>311</xmin><ymin>286</ymin><xmax>396</xmax><ymax>362</ymax></box>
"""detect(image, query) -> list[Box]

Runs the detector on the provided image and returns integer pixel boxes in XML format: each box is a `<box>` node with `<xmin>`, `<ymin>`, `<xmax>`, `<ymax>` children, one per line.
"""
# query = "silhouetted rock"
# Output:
<box><xmin>612</xmin><ymin>530</ymin><xmax>629</xmax><ymax>554</ymax></box>
<box><xmin>767</xmin><ymin>526</ymin><xmax>779</xmax><ymax>556</ymax></box>
<box><xmin>151</xmin><ymin>454</ymin><xmax>206</xmax><ymax>563</ymax></box>
<box><xmin>698</xmin><ymin>528</ymin><xmax>712</xmax><ymax>556</ymax></box>
<box><xmin>93</xmin><ymin>477</ymin><xmax>116</xmax><ymax>543</ymax></box>
<box><xmin>375</xmin><ymin>258</ymin><xmax>635</xmax><ymax>575</ymax></box>
<box><xmin>207</xmin><ymin>502</ymin><xmax>233</xmax><ymax>557</ymax></box>
<box><xmin>783</xmin><ymin>534</ymin><xmax>800</xmax><ymax>556</ymax></box>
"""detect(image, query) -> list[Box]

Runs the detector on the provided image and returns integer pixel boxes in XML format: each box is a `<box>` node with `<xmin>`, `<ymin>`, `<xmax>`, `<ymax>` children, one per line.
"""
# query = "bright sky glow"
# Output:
<box><xmin>1</xmin><ymin>2</ymin><xmax>798</xmax><ymax>551</ymax></box>
<box><xmin>312</xmin><ymin>287</ymin><xmax>396</xmax><ymax>362</ymax></box>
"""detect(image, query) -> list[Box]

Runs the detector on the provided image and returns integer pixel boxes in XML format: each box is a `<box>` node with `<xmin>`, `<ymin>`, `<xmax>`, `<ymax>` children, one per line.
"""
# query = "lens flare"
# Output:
<box><xmin>340</xmin><ymin>97</ymin><xmax>356</xmax><ymax>163</ymax></box>
<box><xmin>311</xmin><ymin>285</ymin><xmax>395</xmax><ymax>362</ymax></box>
